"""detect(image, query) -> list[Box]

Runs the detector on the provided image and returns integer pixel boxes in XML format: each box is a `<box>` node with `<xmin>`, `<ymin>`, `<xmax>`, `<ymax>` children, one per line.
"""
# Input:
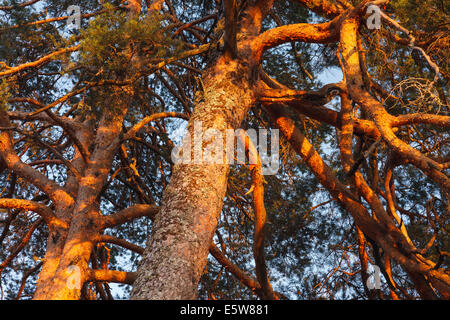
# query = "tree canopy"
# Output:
<box><xmin>0</xmin><ymin>0</ymin><xmax>448</xmax><ymax>300</ymax></box>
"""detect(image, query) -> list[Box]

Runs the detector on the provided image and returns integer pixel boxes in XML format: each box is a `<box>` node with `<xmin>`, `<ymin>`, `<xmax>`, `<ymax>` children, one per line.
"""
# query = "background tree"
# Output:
<box><xmin>0</xmin><ymin>0</ymin><xmax>448</xmax><ymax>300</ymax></box>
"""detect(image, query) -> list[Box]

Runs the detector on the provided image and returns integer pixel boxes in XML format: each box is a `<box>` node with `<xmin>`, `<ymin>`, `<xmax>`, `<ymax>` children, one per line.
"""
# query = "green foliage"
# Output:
<box><xmin>389</xmin><ymin>0</ymin><xmax>449</xmax><ymax>32</ymax></box>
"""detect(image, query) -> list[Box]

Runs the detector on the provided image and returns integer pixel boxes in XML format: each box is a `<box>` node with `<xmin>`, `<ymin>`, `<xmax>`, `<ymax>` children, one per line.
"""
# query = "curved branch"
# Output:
<box><xmin>0</xmin><ymin>111</ymin><xmax>75</xmax><ymax>206</ymax></box>
<box><xmin>379</xmin><ymin>10</ymin><xmax>441</xmax><ymax>84</ymax></box>
<box><xmin>224</xmin><ymin>0</ymin><xmax>238</xmax><ymax>58</ymax></box>
<box><xmin>252</xmin><ymin>19</ymin><xmax>339</xmax><ymax>62</ymax></box>
<box><xmin>123</xmin><ymin>112</ymin><xmax>189</xmax><ymax>141</ymax></box>
<box><xmin>0</xmin><ymin>198</ymin><xmax>57</xmax><ymax>225</ymax></box>
<box><xmin>258</xmin><ymin>72</ymin><xmax>381</xmax><ymax>138</ymax></box>
<box><xmin>100</xmin><ymin>204</ymin><xmax>159</xmax><ymax>230</ymax></box>
<box><xmin>384</xmin><ymin>164</ymin><xmax>414</xmax><ymax>245</ymax></box>
<box><xmin>209</xmin><ymin>243</ymin><xmax>264</xmax><ymax>298</ymax></box>
<box><xmin>172</xmin><ymin>14</ymin><xmax>217</xmax><ymax>38</ymax></box>
<box><xmin>237</xmin><ymin>131</ymin><xmax>277</xmax><ymax>300</ymax></box>
<box><xmin>94</xmin><ymin>234</ymin><xmax>144</xmax><ymax>255</ymax></box>
<box><xmin>0</xmin><ymin>46</ymin><xmax>79</xmax><ymax>78</ymax></box>
<box><xmin>266</xmin><ymin>104</ymin><xmax>450</xmax><ymax>288</ymax></box>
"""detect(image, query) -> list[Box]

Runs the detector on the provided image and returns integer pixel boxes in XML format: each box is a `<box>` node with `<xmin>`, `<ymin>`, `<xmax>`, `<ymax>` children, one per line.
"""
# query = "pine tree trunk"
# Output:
<box><xmin>130</xmin><ymin>54</ymin><xmax>257</xmax><ymax>299</ymax></box>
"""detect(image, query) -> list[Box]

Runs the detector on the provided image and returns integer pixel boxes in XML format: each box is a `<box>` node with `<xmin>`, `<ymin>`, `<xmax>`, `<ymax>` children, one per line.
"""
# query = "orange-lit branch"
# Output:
<box><xmin>253</xmin><ymin>20</ymin><xmax>339</xmax><ymax>62</ymax></box>
<box><xmin>392</xmin><ymin>113</ymin><xmax>450</xmax><ymax>127</ymax></box>
<box><xmin>0</xmin><ymin>46</ymin><xmax>79</xmax><ymax>78</ymax></box>
<box><xmin>224</xmin><ymin>0</ymin><xmax>238</xmax><ymax>58</ymax></box>
<box><xmin>269</xmin><ymin>90</ymin><xmax>450</xmax><ymax>298</ymax></box>
<box><xmin>88</xmin><ymin>269</ymin><xmax>137</xmax><ymax>285</ymax></box>
<box><xmin>355</xmin><ymin>227</ymin><xmax>375</xmax><ymax>299</ymax></box>
<box><xmin>209</xmin><ymin>243</ymin><xmax>264</xmax><ymax>298</ymax></box>
<box><xmin>0</xmin><ymin>112</ymin><xmax>75</xmax><ymax>206</ymax></box>
<box><xmin>258</xmin><ymin>72</ymin><xmax>381</xmax><ymax>139</ymax></box>
<box><xmin>237</xmin><ymin>131</ymin><xmax>278</xmax><ymax>300</ymax></box>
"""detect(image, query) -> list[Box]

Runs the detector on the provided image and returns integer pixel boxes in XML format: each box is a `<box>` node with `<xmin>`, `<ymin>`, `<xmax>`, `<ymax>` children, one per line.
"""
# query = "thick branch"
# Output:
<box><xmin>257</xmin><ymin>83</ymin><xmax>344</xmax><ymax>105</ymax></box>
<box><xmin>267</xmin><ymin>104</ymin><xmax>450</xmax><ymax>292</ymax></box>
<box><xmin>0</xmin><ymin>111</ymin><xmax>74</xmax><ymax>206</ymax></box>
<box><xmin>253</xmin><ymin>20</ymin><xmax>339</xmax><ymax>62</ymax></box>
<box><xmin>392</xmin><ymin>113</ymin><xmax>450</xmax><ymax>128</ymax></box>
<box><xmin>258</xmin><ymin>72</ymin><xmax>381</xmax><ymax>138</ymax></box>
<box><xmin>209</xmin><ymin>243</ymin><xmax>264</xmax><ymax>298</ymax></box>
<box><xmin>223</xmin><ymin>0</ymin><xmax>238</xmax><ymax>58</ymax></box>
<box><xmin>339</xmin><ymin>17</ymin><xmax>450</xmax><ymax>190</ymax></box>
<box><xmin>237</xmin><ymin>131</ymin><xmax>277</xmax><ymax>300</ymax></box>
<box><xmin>88</xmin><ymin>269</ymin><xmax>137</xmax><ymax>285</ymax></box>
<box><xmin>123</xmin><ymin>112</ymin><xmax>189</xmax><ymax>140</ymax></box>
<box><xmin>0</xmin><ymin>198</ymin><xmax>58</xmax><ymax>225</ymax></box>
